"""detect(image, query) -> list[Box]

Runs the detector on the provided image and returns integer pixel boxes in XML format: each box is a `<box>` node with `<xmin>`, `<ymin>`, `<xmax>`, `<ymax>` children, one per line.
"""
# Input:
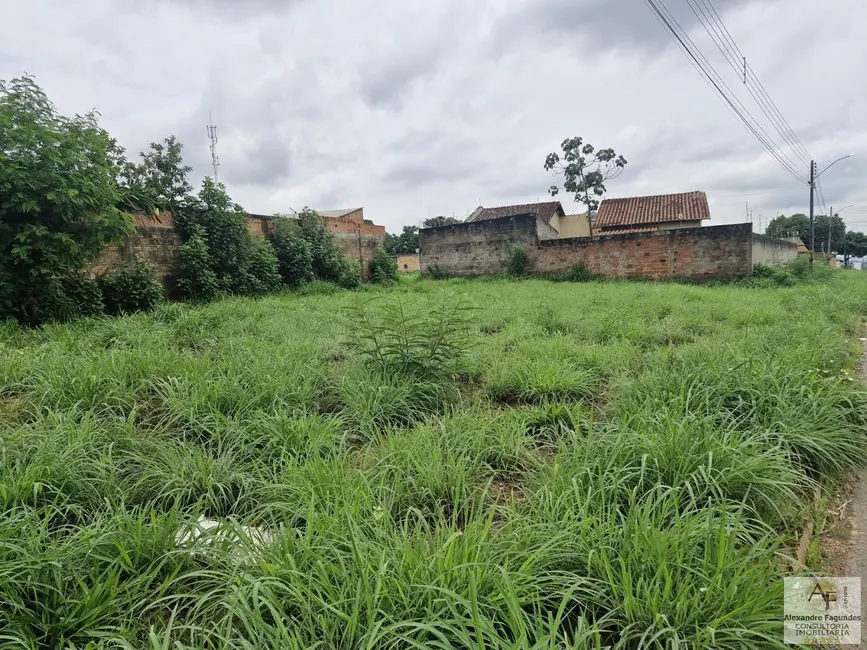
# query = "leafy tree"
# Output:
<box><xmin>270</xmin><ymin>216</ymin><xmax>314</xmax><ymax>287</ymax></box>
<box><xmin>369</xmin><ymin>248</ymin><xmax>398</xmax><ymax>284</ymax></box>
<box><xmin>843</xmin><ymin>231</ymin><xmax>867</xmax><ymax>266</ymax></box>
<box><xmin>385</xmin><ymin>225</ymin><xmax>419</xmax><ymax>254</ymax></box>
<box><xmin>118</xmin><ymin>136</ymin><xmax>192</xmax><ymax>213</ymax></box>
<box><xmin>422</xmin><ymin>216</ymin><xmax>461</xmax><ymax>229</ymax></box>
<box><xmin>0</xmin><ymin>75</ymin><xmax>133</xmax><ymax>325</ymax></box>
<box><xmin>99</xmin><ymin>261</ymin><xmax>164</xmax><ymax>315</ymax></box>
<box><xmin>175</xmin><ymin>225</ymin><xmax>219</xmax><ymax>301</ymax></box>
<box><xmin>765</xmin><ymin>213</ymin><xmax>845</xmax><ymax>252</ymax></box>
<box><xmin>174</xmin><ymin>179</ymin><xmax>279</xmax><ymax>297</ymax></box>
<box><xmin>765</xmin><ymin>213</ymin><xmax>809</xmax><ymax>242</ymax></box>
<box><xmin>544</xmin><ymin>136</ymin><xmax>627</xmax><ymax>235</ymax></box>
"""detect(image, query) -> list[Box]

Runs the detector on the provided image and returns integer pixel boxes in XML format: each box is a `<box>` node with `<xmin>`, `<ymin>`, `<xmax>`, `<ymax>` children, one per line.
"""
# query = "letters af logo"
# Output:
<box><xmin>783</xmin><ymin>576</ymin><xmax>861</xmax><ymax>645</ymax></box>
<box><xmin>808</xmin><ymin>581</ymin><xmax>838</xmax><ymax>610</ymax></box>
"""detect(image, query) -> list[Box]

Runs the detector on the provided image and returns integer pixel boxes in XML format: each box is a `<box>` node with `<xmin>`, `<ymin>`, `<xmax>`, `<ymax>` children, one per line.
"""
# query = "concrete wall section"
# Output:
<box><xmin>419</xmin><ymin>213</ymin><xmax>538</xmax><ymax>276</ymax></box>
<box><xmin>558</xmin><ymin>214</ymin><xmax>591</xmax><ymax>238</ymax></box>
<box><xmin>750</xmin><ymin>234</ymin><xmax>798</xmax><ymax>267</ymax></box>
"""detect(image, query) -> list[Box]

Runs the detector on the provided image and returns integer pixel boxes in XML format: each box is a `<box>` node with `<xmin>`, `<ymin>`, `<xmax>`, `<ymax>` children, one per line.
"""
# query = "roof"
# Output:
<box><xmin>784</xmin><ymin>236</ymin><xmax>809</xmax><ymax>253</ymax></box>
<box><xmin>465</xmin><ymin>201</ymin><xmax>565</xmax><ymax>225</ymax></box>
<box><xmin>598</xmin><ymin>226</ymin><xmax>659</xmax><ymax>236</ymax></box>
<box><xmin>596</xmin><ymin>191</ymin><xmax>710</xmax><ymax>228</ymax></box>
<box><xmin>318</xmin><ymin>208</ymin><xmax>362</xmax><ymax>219</ymax></box>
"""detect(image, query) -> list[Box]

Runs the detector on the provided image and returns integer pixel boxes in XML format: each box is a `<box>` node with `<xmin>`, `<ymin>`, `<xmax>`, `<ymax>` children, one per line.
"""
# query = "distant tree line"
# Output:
<box><xmin>765</xmin><ymin>213</ymin><xmax>867</xmax><ymax>266</ymax></box>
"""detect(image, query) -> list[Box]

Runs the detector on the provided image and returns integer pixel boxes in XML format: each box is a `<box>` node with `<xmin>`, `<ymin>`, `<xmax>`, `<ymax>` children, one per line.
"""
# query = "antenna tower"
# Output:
<box><xmin>207</xmin><ymin>112</ymin><xmax>220</xmax><ymax>181</ymax></box>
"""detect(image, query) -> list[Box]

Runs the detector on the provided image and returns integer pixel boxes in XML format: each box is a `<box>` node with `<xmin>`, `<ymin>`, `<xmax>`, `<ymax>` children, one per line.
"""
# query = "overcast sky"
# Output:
<box><xmin>2</xmin><ymin>0</ymin><xmax>865</xmax><ymax>233</ymax></box>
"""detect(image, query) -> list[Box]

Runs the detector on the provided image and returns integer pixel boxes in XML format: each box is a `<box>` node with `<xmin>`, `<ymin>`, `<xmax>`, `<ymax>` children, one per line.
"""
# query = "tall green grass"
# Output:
<box><xmin>1</xmin><ymin>273</ymin><xmax>866</xmax><ymax>647</ymax></box>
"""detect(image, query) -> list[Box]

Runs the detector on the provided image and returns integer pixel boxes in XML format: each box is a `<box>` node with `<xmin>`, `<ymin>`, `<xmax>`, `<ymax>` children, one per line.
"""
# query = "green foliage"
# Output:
<box><xmin>269</xmin><ymin>216</ymin><xmax>314</xmax><ymax>287</ymax></box>
<box><xmin>368</xmin><ymin>248</ymin><xmax>398</xmax><ymax>284</ymax></box>
<box><xmin>295</xmin><ymin>208</ymin><xmax>347</xmax><ymax>284</ymax></box>
<box><xmin>175</xmin><ymin>225</ymin><xmax>219</xmax><ymax>301</ymax></box>
<box><xmin>337</xmin><ymin>259</ymin><xmax>362</xmax><ymax>290</ymax></box>
<box><xmin>752</xmin><ymin>263</ymin><xmax>795</xmax><ymax>286</ymax></box>
<box><xmin>2</xmin><ymin>275</ymin><xmax>867</xmax><ymax>646</ymax></box>
<box><xmin>98</xmin><ymin>261</ymin><xmax>164</xmax><ymax>315</ymax></box>
<box><xmin>235</xmin><ymin>236</ymin><xmax>281</xmax><ymax>295</ymax></box>
<box><xmin>545</xmin><ymin>136</ymin><xmax>627</xmax><ymax>214</ymax></box>
<box><xmin>843</xmin><ymin>231</ymin><xmax>867</xmax><ymax>266</ymax></box>
<box><xmin>348</xmin><ymin>295</ymin><xmax>475</xmax><ymax>380</ymax></box>
<box><xmin>59</xmin><ymin>272</ymin><xmax>104</xmax><ymax>318</ymax></box>
<box><xmin>117</xmin><ymin>135</ymin><xmax>192</xmax><ymax>213</ymax></box>
<box><xmin>766</xmin><ymin>213</ymin><xmax>846</xmax><ymax>253</ymax></box>
<box><xmin>505</xmin><ymin>243</ymin><xmax>528</xmax><ymax>277</ymax></box>
<box><xmin>556</xmin><ymin>264</ymin><xmax>596</xmax><ymax>282</ymax></box>
<box><xmin>0</xmin><ymin>76</ymin><xmax>134</xmax><ymax>325</ymax></box>
<box><xmin>426</xmin><ymin>263</ymin><xmax>450</xmax><ymax>280</ymax></box>
<box><xmin>385</xmin><ymin>224</ymin><xmax>419</xmax><ymax>254</ymax></box>
<box><xmin>421</xmin><ymin>216</ymin><xmax>462</xmax><ymax>229</ymax></box>
<box><xmin>174</xmin><ymin>179</ymin><xmax>280</xmax><ymax>299</ymax></box>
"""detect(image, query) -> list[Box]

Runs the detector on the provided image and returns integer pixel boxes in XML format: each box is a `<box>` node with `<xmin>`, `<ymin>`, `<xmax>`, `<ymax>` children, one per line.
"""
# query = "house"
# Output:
<box><xmin>465</xmin><ymin>201</ymin><xmax>592</xmax><ymax>239</ymax></box>
<box><xmin>783</xmin><ymin>236</ymin><xmax>809</xmax><ymax>254</ymax></box>
<box><xmin>595</xmin><ymin>191</ymin><xmax>710</xmax><ymax>235</ymax></box>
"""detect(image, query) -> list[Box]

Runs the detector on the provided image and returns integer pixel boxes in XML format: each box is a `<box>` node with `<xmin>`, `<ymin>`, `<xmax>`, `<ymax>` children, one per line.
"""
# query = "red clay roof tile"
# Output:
<box><xmin>596</xmin><ymin>191</ymin><xmax>710</xmax><ymax>228</ymax></box>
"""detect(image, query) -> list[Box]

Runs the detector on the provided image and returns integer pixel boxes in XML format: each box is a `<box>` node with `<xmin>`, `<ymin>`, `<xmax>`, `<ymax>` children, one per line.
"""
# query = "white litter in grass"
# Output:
<box><xmin>175</xmin><ymin>516</ymin><xmax>272</xmax><ymax>557</ymax></box>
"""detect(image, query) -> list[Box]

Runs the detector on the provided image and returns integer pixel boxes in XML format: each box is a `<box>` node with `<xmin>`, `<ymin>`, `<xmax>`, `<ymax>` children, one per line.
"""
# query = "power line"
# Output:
<box><xmin>641</xmin><ymin>0</ymin><xmax>807</xmax><ymax>183</ymax></box>
<box><xmin>686</xmin><ymin>0</ymin><xmax>811</xmax><ymax>168</ymax></box>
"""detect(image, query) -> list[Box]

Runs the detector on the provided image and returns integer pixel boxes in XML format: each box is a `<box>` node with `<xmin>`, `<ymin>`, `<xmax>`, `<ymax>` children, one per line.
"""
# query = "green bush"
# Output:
<box><xmin>174</xmin><ymin>179</ymin><xmax>281</xmax><ymax>299</ymax></box>
<box><xmin>338</xmin><ymin>259</ymin><xmax>362</xmax><ymax>290</ymax></box>
<box><xmin>235</xmin><ymin>236</ymin><xmax>281</xmax><ymax>295</ymax></box>
<box><xmin>60</xmin><ymin>273</ymin><xmax>104</xmax><ymax>318</ymax></box>
<box><xmin>505</xmin><ymin>243</ymin><xmax>527</xmax><ymax>277</ymax></box>
<box><xmin>175</xmin><ymin>225</ymin><xmax>219</xmax><ymax>301</ymax></box>
<box><xmin>368</xmin><ymin>248</ymin><xmax>398</xmax><ymax>284</ymax></box>
<box><xmin>99</xmin><ymin>261</ymin><xmax>164</xmax><ymax>315</ymax></box>
<box><xmin>787</xmin><ymin>255</ymin><xmax>810</xmax><ymax>279</ymax></box>
<box><xmin>427</xmin><ymin>264</ymin><xmax>449</xmax><ymax>280</ymax></box>
<box><xmin>752</xmin><ymin>263</ymin><xmax>794</xmax><ymax>286</ymax></box>
<box><xmin>557</xmin><ymin>264</ymin><xmax>596</xmax><ymax>282</ymax></box>
<box><xmin>270</xmin><ymin>217</ymin><xmax>314</xmax><ymax>287</ymax></box>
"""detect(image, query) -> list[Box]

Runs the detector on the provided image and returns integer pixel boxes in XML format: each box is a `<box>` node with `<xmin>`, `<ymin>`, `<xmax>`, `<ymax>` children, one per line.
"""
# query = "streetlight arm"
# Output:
<box><xmin>816</xmin><ymin>154</ymin><xmax>854</xmax><ymax>179</ymax></box>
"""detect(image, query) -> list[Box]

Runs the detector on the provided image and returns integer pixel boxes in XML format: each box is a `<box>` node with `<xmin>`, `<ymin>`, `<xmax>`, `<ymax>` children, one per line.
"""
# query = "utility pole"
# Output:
<box><xmin>828</xmin><ymin>206</ymin><xmax>833</xmax><ymax>256</ymax></box>
<box><xmin>809</xmin><ymin>160</ymin><xmax>816</xmax><ymax>268</ymax></box>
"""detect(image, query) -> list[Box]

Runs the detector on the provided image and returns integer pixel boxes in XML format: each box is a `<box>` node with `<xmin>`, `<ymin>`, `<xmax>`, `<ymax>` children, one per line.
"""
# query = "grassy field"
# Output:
<box><xmin>1</xmin><ymin>273</ymin><xmax>867</xmax><ymax>648</ymax></box>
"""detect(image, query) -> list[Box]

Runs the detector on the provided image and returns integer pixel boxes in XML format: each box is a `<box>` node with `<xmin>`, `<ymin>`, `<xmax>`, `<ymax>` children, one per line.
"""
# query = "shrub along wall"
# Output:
<box><xmin>90</xmin><ymin>211</ymin><xmax>387</xmax><ymax>283</ymax></box>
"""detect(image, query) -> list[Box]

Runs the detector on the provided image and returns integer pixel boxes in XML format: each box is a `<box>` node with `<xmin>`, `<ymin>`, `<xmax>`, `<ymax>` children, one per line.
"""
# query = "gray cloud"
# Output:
<box><xmin>0</xmin><ymin>0</ymin><xmax>864</xmax><ymax>233</ymax></box>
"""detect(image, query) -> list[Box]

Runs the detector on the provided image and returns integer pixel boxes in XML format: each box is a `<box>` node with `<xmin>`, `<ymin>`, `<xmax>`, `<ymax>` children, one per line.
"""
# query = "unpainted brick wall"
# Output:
<box><xmin>420</xmin><ymin>216</ymin><xmax>761</xmax><ymax>281</ymax></box>
<box><xmin>89</xmin><ymin>227</ymin><xmax>182</xmax><ymax>281</ymax></box>
<box><xmin>397</xmin><ymin>254</ymin><xmax>420</xmax><ymax>273</ymax></box>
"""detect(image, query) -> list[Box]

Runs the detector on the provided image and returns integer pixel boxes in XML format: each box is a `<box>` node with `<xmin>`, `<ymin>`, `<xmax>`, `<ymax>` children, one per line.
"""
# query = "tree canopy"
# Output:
<box><xmin>0</xmin><ymin>76</ymin><xmax>133</xmax><ymax>324</ymax></box>
<box><xmin>544</xmin><ymin>136</ymin><xmax>627</xmax><ymax>234</ymax></box>
<box><xmin>386</xmin><ymin>225</ymin><xmax>419</xmax><ymax>254</ymax></box>
<box><xmin>422</xmin><ymin>216</ymin><xmax>462</xmax><ymax>229</ymax></box>
<box><xmin>765</xmin><ymin>213</ymin><xmax>846</xmax><ymax>253</ymax></box>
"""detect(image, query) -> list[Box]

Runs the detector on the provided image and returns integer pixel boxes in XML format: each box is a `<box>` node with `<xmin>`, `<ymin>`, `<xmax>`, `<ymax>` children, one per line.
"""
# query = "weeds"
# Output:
<box><xmin>0</xmin><ymin>273</ymin><xmax>866</xmax><ymax>646</ymax></box>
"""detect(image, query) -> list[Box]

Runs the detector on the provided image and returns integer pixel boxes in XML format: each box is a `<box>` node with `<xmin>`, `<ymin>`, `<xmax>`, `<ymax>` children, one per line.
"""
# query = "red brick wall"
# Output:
<box><xmin>89</xmin><ymin>227</ymin><xmax>182</xmax><ymax>281</ymax></box>
<box><xmin>531</xmin><ymin>224</ymin><xmax>753</xmax><ymax>280</ymax></box>
<box><xmin>420</xmin><ymin>216</ymin><xmax>757</xmax><ymax>280</ymax></box>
